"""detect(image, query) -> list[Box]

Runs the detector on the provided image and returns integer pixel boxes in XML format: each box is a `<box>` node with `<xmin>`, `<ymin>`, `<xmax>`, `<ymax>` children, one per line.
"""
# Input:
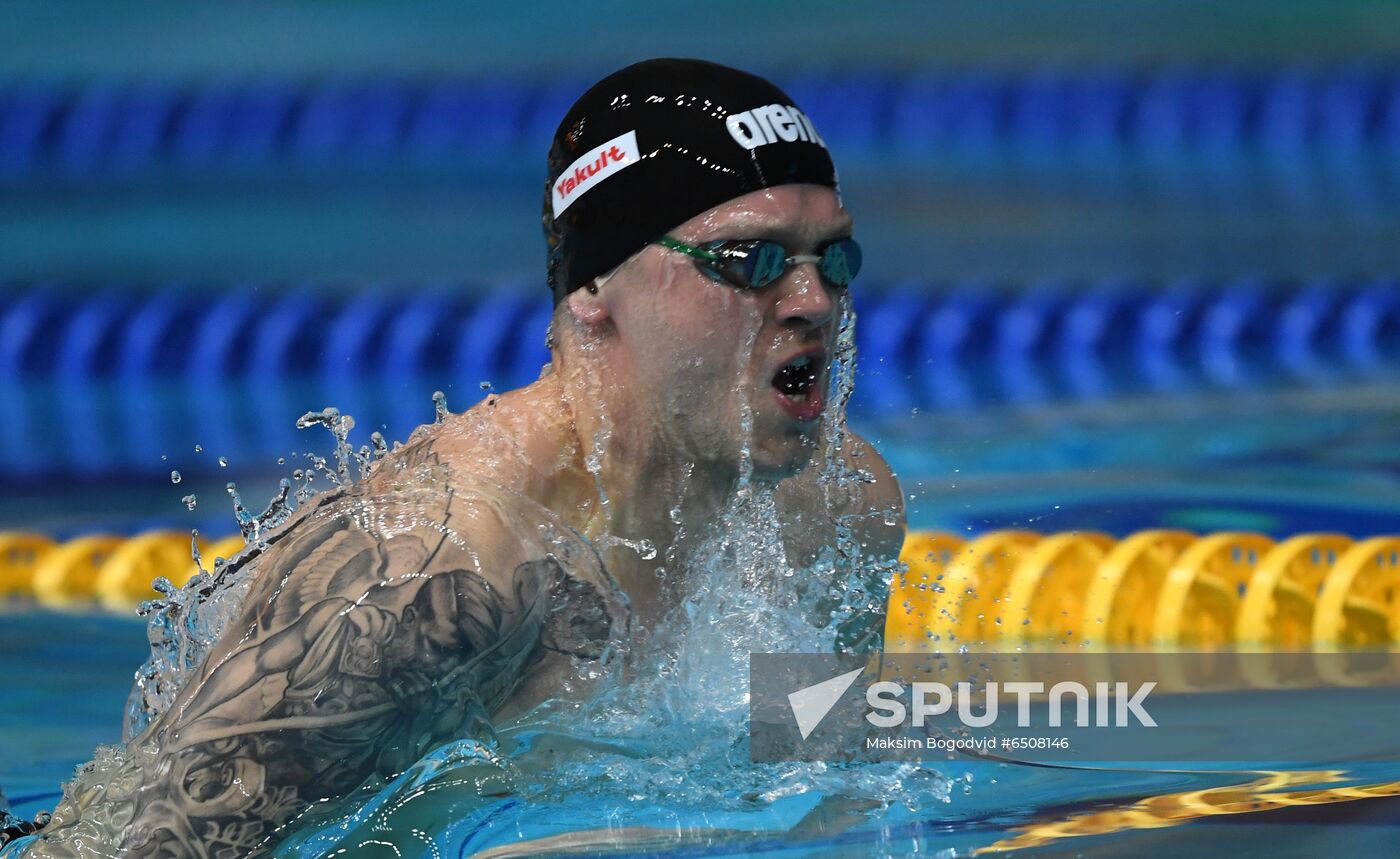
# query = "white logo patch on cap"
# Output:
<box><xmin>725</xmin><ymin>104</ymin><xmax>826</xmax><ymax>151</ymax></box>
<box><xmin>552</xmin><ymin>130</ymin><xmax>641</xmax><ymax>217</ymax></box>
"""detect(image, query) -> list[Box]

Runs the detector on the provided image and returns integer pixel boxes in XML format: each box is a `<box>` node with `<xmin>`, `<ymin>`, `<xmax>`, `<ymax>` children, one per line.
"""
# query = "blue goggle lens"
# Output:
<box><xmin>819</xmin><ymin>238</ymin><xmax>861</xmax><ymax>289</ymax></box>
<box><xmin>699</xmin><ymin>238</ymin><xmax>862</xmax><ymax>290</ymax></box>
<box><xmin>749</xmin><ymin>241</ymin><xmax>789</xmax><ymax>288</ymax></box>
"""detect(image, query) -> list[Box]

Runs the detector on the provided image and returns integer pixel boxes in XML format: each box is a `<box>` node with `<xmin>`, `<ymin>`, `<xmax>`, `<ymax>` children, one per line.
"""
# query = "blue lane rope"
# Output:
<box><xmin>4</xmin><ymin>67</ymin><xmax>1400</xmax><ymax>183</ymax></box>
<box><xmin>1</xmin><ymin>276</ymin><xmax>1398</xmax><ymax>475</ymax></box>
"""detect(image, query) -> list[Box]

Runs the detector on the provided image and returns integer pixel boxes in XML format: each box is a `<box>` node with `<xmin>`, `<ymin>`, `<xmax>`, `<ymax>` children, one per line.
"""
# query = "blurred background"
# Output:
<box><xmin>5</xmin><ymin>1</ymin><xmax>1400</xmax><ymax>836</ymax></box>
<box><xmin>2</xmin><ymin>0</ymin><xmax>1400</xmax><ymax>538</ymax></box>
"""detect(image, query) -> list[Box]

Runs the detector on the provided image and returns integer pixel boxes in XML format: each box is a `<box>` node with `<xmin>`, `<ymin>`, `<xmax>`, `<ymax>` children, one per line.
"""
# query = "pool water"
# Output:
<box><xmin>0</xmin><ymin>613</ymin><xmax>149</xmax><ymax>831</ymax></box>
<box><xmin>3</xmin><ymin>383</ymin><xmax>1400</xmax><ymax>857</ymax></box>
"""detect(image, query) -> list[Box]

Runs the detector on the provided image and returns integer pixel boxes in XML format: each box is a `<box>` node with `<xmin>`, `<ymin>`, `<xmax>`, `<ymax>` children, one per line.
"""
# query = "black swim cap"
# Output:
<box><xmin>543</xmin><ymin>58</ymin><xmax>839</xmax><ymax>305</ymax></box>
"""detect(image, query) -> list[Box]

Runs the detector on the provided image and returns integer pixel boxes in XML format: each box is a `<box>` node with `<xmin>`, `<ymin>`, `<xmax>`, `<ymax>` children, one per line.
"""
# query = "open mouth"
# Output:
<box><xmin>771</xmin><ymin>352</ymin><xmax>824</xmax><ymax>422</ymax></box>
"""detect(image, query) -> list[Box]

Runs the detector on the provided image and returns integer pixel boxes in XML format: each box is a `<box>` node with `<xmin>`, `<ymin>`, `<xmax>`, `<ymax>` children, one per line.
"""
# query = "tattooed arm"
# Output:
<box><xmin>110</xmin><ymin>477</ymin><xmax>615</xmax><ymax>859</ymax></box>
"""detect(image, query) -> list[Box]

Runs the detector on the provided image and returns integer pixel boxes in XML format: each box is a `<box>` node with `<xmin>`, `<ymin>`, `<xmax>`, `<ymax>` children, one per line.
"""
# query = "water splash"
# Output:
<box><xmin>69</xmin><ymin>318</ymin><xmax>909</xmax><ymax>858</ymax></box>
<box><xmin>291</xmin><ymin>467</ymin><xmax>315</xmax><ymax>505</ymax></box>
<box><xmin>251</xmin><ymin>300</ymin><xmax>917</xmax><ymax>855</ymax></box>
<box><xmin>295</xmin><ymin>407</ymin><xmax>355</xmax><ymax>485</ymax></box>
<box><xmin>120</xmin><ymin>403</ymin><xmax>393</xmax><ymax>742</ymax></box>
<box><xmin>189</xmin><ymin>530</ymin><xmax>204</xmax><ymax>575</ymax></box>
<box><xmin>530</xmin><ymin>301</ymin><xmax>906</xmax><ymax>844</ymax></box>
<box><xmin>584</xmin><ymin>430</ymin><xmax>611</xmax><ymax>521</ymax></box>
<box><xmin>275</xmin><ymin>475</ymin><xmax>922</xmax><ymax>854</ymax></box>
<box><xmin>818</xmin><ymin>295</ymin><xmax>892</xmax><ymax>652</ymax></box>
<box><xmin>596</xmin><ymin>534</ymin><xmax>657</xmax><ymax>560</ymax></box>
<box><xmin>363</xmin><ymin>431</ymin><xmax>389</xmax><ymax>480</ymax></box>
<box><xmin>733</xmin><ymin>307</ymin><xmax>762</xmax><ymax>491</ymax></box>
<box><xmin>124</xmin><ymin>543</ymin><xmax>256</xmax><ymax>741</ymax></box>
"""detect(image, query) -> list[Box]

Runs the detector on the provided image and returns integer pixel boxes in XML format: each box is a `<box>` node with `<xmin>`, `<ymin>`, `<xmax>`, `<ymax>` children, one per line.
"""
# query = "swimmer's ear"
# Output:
<box><xmin>565</xmin><ymin>282</ymin><xmax>611</xmax><ymax>326</ymax></box>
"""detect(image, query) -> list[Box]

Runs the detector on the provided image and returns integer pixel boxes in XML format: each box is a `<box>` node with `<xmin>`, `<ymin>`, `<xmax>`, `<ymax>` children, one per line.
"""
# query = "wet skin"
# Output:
<box><xmin>27</xmin><ymin>185</ymin><xmax>905</xmax><ymax>858</ymax></box>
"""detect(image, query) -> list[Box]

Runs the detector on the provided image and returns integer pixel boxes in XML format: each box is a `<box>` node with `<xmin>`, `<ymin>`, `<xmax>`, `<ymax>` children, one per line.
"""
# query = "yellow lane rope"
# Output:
<box><xmin>2</xmin><ymin>531</ymin><xmax>242</xmax><ymax>610</ymax></box>
<box><xmin>891</xmin><ymin>530</ymin><xmax>1400</xmax><ymax>650</ymax></box>
<box><xmin>3</xmin><ymin>528</ymin><xmax>1398</xmax><ymax>650</ymax></box>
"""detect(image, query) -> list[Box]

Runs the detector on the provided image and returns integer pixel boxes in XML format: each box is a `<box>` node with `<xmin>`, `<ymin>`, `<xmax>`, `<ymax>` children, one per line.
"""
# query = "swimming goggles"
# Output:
<box><xmin>654</xmin><ymin>235</ymin><xmax>862</xmax><ymax>291</ymax></box>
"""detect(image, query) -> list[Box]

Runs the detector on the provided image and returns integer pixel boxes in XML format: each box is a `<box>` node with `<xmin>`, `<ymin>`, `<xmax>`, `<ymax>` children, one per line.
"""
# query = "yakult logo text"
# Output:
<box><xmin>552</xmin><ymin>130</ymin><xmax>640</xmax><ymax>217</ymax></box>
<box><xmin>725</xmin><ymin>104</ymin><xmax>826</xmax><ymax>151</ymax></box>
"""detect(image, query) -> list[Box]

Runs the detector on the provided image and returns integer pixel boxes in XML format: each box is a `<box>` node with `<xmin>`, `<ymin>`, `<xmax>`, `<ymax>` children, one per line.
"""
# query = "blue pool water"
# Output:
<box><xmin>6</xmin><ymin>7</ymin><xmax>1400</xmax><ymax>855</ymax></box>
<box><xmin>3</xmin><ymin>383</ymin><xmax>1400</xmax><ymax>856</ymax></box>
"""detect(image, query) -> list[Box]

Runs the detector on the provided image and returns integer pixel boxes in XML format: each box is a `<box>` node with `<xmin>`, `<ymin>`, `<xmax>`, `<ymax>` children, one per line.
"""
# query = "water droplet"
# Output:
<box><xmin>170</xmin><ymin>470</ymin><xmax>181</xmax><ymax>484</ymax></box>
<box><xmin>296</xmin><ymin>407</ymin><xmax>355</xmax><ymax>485</ymax></box>
<box><xmin>432</xmin><ymin>391</ymin><xmax>449</xmax><ymax>423</ymax></box>
<box><xmin>217</xmin><ymin>456</ymin><xmax>228</xmax><ymax>468</ymax></box>
<box><xmin>194</xmin><ymin>444</ymin><xmax>202</xmax><ymax>453</ymax></box>
<box><xmin>182</xmin><ymin>494</ymin><xmax>197</xmax><ymax>510</ymax></box>
<box><xmin>227</xmin><ymin>482</ymin><xmax>255</xmax><ymax>539</ymax></box>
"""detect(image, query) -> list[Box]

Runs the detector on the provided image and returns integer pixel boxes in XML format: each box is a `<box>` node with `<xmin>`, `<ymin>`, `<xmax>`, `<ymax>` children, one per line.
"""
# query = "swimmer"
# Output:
<box><xmin>20</xmin><ymin>59</ymin><xmax>904</xmax><ymax>858</ymax></box>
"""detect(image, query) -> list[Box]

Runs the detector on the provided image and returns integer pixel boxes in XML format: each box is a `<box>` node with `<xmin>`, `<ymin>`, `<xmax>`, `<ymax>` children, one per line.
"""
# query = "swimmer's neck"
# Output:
<box><xmin>547</xmin><ymin>366</ymin><xmax>773</xmax><ymax>617</ymax></box>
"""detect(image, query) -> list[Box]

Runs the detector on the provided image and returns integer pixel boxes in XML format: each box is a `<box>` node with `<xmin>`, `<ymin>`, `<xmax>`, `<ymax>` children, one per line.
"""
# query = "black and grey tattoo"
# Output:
<box><xmin>28</xmin><ymin>463</ymin><xmax>620</xmax><ymax>859</ymax></box>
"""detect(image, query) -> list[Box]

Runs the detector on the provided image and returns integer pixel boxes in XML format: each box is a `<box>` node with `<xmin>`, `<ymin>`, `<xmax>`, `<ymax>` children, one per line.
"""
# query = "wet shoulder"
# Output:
<box><xmin>390</xmin><ymin>384</ymin><xmax>579</xmax><ymax>504</ymax></box>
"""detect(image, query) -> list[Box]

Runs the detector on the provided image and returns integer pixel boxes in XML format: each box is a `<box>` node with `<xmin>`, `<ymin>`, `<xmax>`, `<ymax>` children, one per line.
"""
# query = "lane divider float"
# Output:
<box><xmin>4</xmin><ymin>275</ymin><xmax>1400</xmax><ymax>478</ymax></box>
<box><xmin>891</xmin><ymin>529</ymin><xmax>1400</xmax><ymax>650</ymax></box>
<box><xmin>4</xmin><ymin>528</ymin><xmax>1398</xmax><ymax>652</ymax></box>
<box><xmin>1</xmin><ymin>531</ymin><xmax>243</xmax><ymax>611</ymax></box>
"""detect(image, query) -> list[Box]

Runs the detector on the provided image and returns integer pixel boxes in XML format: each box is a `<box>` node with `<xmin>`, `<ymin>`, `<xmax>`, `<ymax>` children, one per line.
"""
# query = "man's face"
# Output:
<box><xmin>600</xmin><ymin>184</ymin><xmax>851</xmax><ymax>480</ymax></box>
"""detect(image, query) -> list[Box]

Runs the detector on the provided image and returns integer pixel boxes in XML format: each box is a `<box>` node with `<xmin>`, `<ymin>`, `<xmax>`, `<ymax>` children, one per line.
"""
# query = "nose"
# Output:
<box><xmin>773</xmin><ymin>263</ymin><xmax>836</xmax><ymax>330</ymax></box>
